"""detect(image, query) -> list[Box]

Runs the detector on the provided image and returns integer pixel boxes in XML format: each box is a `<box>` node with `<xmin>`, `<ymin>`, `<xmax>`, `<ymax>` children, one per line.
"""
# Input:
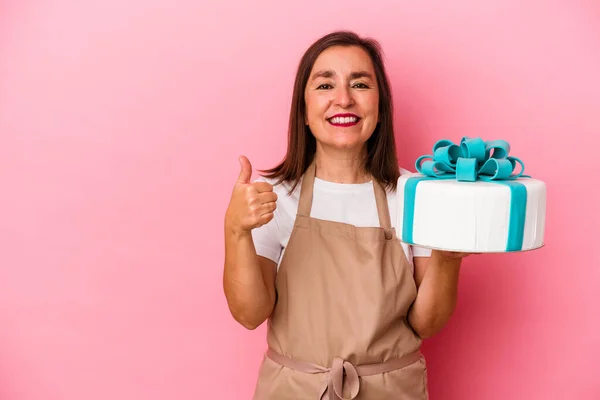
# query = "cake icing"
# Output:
<box><xmin>397</xmin><ymin>137</ymin><xmax>546</xmax><ymax>253</ymax></box>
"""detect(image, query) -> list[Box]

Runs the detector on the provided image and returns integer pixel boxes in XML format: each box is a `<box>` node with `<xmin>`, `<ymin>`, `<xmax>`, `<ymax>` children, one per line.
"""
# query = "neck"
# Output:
<box><xmin>313</xmin><ymin>144</ymin><xmax>370</xmax><ymax>184</ymax></box>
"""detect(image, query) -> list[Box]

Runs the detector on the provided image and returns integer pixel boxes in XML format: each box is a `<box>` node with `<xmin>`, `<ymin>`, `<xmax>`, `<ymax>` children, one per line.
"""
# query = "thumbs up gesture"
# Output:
<box><xmin>225</xmin><ymin>156</ymin><xmax>278</xmax><ymax>234</ymax></box>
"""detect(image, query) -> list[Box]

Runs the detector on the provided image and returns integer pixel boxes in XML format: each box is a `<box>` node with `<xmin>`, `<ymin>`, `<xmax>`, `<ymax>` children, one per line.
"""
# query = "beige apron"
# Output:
<box><xmin>253</xmin><ymin>162</ymin><xmax>429</xmax><ymax>400</ymax></box>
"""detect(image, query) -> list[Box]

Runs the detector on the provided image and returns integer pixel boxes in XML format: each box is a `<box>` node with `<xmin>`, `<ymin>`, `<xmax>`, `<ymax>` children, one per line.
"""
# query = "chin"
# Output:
<box><xmin>334</xmin><ymin>133</ymin><xmax>370</xmax><ymax>148</ymax></box>
<box><xmin>324</xmin><ymin>138</ymin><xmax>366</xmax><ymax>151</ymax></box>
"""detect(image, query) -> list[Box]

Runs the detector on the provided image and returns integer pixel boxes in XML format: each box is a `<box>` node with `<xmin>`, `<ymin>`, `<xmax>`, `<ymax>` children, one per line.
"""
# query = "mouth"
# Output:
<box><xmin>327</xmin><ymin>113</ymin><xmax>361</xmax><ymax>127</ymax></box>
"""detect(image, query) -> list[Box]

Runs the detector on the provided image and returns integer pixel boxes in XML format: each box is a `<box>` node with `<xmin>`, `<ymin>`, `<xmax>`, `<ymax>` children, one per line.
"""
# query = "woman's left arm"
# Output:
<box><xmin>407</xmin><ymin>250</ymin><xmax>471</xmax><ymax>339</ymax></box>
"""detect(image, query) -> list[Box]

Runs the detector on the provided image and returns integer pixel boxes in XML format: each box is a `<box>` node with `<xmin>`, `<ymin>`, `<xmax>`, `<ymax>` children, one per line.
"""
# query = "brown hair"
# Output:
<box><xmin>261</xmin><ymin>30</ymin><xmax>400</xmax><ymax>193</ymax></box>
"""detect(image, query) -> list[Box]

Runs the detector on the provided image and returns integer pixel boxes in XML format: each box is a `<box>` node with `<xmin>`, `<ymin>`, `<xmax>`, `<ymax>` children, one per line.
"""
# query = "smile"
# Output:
<box><xmin>327</xmin><ymin>114</ymin><xmax>361</xmax><ymax>127</ymax></box>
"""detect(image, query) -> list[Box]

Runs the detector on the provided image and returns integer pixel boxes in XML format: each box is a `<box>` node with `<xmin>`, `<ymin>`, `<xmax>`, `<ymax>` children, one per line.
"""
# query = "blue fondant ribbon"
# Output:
<box><xmin>415</xmin><ymin>137</ymin><xmax>528</xmax><ymax>181</ymax></box>
<box><xmin>403</xmin><ymin>137</ymin><xmax>530</xmax><ymax>252</ymax></box>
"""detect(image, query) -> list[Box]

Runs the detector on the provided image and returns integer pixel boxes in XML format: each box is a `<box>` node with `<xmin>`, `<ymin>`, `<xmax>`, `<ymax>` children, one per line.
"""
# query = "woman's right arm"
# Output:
<box><xmin>223</xmin><ymin>156</ymin><xmax>278</xmax><ymax>330</ymax></box>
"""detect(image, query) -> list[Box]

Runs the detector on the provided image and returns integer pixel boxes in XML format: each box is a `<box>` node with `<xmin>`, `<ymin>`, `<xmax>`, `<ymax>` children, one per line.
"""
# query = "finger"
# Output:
<box><xmin>258</xmin><ymin>212</ymin><xmax>274</xmax><ymax>226</ymax></box>
<box><xmin>259</xmin><ymin>201</ymin><xmax>277</xmax><ymax>215</ymax></box>
<box><xmin>253</xmin><ymin>181</ymin><xmax>274</xmax><ymax>193</ymax></box>
<box><xmin>258</xmin><ymin>192</ymin><xmax>278</xmax><ymax>203</ymax></box>
<box><xmin>237</xmin><ymin>156</ymin><xmax>252</xmax><ymax>183</ymax></box>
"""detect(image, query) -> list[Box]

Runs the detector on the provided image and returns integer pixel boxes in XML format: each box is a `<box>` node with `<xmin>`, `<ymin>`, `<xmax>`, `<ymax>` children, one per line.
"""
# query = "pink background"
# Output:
<box><xmin>1</xmin><ymin>0</ymin><xmax>599</xmax><ymax>399</ymax></box>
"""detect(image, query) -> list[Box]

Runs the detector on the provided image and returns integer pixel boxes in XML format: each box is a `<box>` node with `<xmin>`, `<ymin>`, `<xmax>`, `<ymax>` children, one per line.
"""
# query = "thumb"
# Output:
<box><xmin>237</xmin><ymin>155</ymin><xmax>252</xmax><ymax>183</ymax></box>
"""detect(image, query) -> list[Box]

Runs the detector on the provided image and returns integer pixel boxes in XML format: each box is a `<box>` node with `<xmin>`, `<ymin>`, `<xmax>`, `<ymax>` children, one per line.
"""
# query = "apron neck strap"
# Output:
<box><xmin>298</xmin><ymin>161</ymin><xmax>316</xmax><ymax>217</ymax></box>
<box><xmin>372</xmin><ymin>178</ymin><xmax>392</xmax><ymax>230</ymax></box>
<box><xmin>297</xmin><ymin>160</ymin><xmax>392</xmax><ymax>230</ymax></box>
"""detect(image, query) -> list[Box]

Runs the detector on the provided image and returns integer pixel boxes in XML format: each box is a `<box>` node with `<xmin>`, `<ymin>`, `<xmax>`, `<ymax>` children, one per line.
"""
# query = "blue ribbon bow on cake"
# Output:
<box><xmin>403</xmin><ymin>137</ymin><xmax>532</xmax><ymax>251</ymax></box>
<box><xmin>415</xmin><ymin>137</ymin><xmax>528</xmax><ymax>181</ymax></box>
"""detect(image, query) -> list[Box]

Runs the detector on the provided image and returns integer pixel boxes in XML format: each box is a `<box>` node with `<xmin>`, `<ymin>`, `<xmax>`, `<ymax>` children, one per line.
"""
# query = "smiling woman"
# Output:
<box><xmin>259</xmin><ymin>31</ymin><xmax>400</xmax><ymax>192</ymax></box>
<box><xmin>304</xmin><ymin>46</ymin><xmax>380</xmax><ymax>161</ymax></box>
<box><xmin>222</xmin><ymin>30</ymin><xmax>468</xmax><ymax>399</ymax></box>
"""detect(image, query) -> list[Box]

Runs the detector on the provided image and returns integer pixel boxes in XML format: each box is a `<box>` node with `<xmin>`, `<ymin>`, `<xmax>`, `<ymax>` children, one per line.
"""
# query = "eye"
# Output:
<box><xmin>316</xmin><ymin>83</ymin><xmax>333</xmax><ymax>90</ymax></box>
<box><xmin>353</xmin><ymin>82</ymin><xmax>369</xmax><ymax>89</ymax></box>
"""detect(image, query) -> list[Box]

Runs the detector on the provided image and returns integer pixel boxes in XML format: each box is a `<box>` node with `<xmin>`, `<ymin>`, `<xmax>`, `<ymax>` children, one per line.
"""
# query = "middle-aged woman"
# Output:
<box><xmin>223</xmin><ymin>30</ymin><xmax>472</xmax><ymax>399</ymax></box>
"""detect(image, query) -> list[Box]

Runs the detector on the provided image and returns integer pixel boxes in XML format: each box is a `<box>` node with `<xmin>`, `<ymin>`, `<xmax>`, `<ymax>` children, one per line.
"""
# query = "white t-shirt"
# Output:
<box><xmin>251</xmin><ymin>168</ymin><xmax>432</xmax><ymax>271</ymax></box>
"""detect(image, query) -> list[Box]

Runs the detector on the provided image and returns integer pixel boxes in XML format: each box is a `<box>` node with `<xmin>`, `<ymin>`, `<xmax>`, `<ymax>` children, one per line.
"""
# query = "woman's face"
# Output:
<box><xmin>304</xmin><ymin>45</ymin><xmax>379</xmax><ymax>153</ymax></box>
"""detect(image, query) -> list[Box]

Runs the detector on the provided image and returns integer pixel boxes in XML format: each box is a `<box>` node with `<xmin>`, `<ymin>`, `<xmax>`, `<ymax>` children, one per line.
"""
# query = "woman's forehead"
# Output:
<box><xmin>311</xmin><ymin>46</ymin><xmax>375</xmax><ymax>75</ymax></box>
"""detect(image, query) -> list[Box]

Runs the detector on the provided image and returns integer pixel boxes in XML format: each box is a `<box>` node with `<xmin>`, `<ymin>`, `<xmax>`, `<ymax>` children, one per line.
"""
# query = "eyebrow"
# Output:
<box><xmin>310</xmin><ymin>70</ymin><xmax>375</xmax><ymax>81</ymax></box>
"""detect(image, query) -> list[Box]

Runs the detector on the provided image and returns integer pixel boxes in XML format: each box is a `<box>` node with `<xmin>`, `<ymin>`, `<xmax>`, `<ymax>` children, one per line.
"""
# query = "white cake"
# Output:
<box><xmin>396</xmin><ymin>173</ymin><xmax>546</xmax><ymax>253</ymax></box>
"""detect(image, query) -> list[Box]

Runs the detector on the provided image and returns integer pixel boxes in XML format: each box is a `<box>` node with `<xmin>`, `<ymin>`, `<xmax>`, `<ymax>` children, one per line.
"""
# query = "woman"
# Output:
<box><xmin>223</xmin><ymin>31</ymin><xmax>470</xmax><ymax>399</ymax></box>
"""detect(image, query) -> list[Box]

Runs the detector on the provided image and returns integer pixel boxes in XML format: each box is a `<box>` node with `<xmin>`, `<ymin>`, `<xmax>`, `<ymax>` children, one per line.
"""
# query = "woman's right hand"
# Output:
<box><xmin>225</xmin><ymin>156</ymin><xmax>278</xmax><ymax>235</ymax></box>
<box><xmin>223</xmin><ymin>156</ymin><xmax>279</xmax><ymax>329</ymax></box>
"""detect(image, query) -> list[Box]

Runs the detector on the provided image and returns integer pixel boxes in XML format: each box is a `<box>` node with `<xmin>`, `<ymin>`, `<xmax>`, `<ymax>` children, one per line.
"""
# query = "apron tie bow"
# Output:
<box><xmin>265</xmin><ymin>348</ymin><xmax>423</xmax><ymax>400</ymax></box>
<box><xmin>317</xmin><ymin>357</ymin><xmax>360</xmax><ymax>400</ymax></box>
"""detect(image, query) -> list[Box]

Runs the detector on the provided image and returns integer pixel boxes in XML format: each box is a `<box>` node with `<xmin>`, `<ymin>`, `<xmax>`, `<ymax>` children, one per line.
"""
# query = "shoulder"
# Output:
<box><xmin>384</xmin><ymin>166</ymin><xmax>415</xmax><ymax>196</ymax></box>
<box><xmin>399</xmin><ymin>166</ymin><xmax>414</xmax><ymax>177</ymax></box>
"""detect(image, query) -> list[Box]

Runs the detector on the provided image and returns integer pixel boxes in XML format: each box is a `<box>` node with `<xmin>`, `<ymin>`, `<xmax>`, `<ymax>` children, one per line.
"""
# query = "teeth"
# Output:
<box><xmin>330</xmin><ymin>116</ymin><xmax>358</xmax><ymax>124</ymax></box>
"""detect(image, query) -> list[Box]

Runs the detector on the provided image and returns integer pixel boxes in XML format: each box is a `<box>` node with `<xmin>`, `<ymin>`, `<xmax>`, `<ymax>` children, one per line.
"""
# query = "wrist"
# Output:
<box><xmin>225</xmin><ymin>219</ymin><xmax>252</xmax><ymax>239</ymax></box>
<box><xmin>432</xmin><ymin>250</ymin><xmax>462</xmax><ymax>268</ymax></box>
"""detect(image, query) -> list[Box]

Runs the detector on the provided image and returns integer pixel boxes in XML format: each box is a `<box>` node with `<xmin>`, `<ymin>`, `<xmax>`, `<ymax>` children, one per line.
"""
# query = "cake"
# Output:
<box><xmin>397</xmin><ymin>137</ymin><xmax>546</xmax><ymax>253</ymax></box>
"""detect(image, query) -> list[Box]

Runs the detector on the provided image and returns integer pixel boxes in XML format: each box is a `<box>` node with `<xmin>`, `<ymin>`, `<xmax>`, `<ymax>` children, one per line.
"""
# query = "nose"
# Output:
<box><xmin>333</xmin><ymin>85</ymin><xmax>354</xmax><ymax>108</ymax></box>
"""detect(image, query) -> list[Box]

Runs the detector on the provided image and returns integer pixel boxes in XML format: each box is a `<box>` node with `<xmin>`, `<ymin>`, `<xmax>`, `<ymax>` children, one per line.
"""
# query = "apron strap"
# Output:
<box><xmin>265</xmin><ymin>348</ymin><xmax>422</xmax><ymax>400</ymax></box>
<box><xmin>298</xmin><ymin>161</ymin><xmax>316</xmax><ymax>217</ymax></box>
<box><xmin>373</xmin><ymin>180</ymin><xmax>392</xmax><ymax>230</ymax></box>
<box><xmin>298</xmin><ymin>160</ymin><xmax>393</xmax><ymax>232</ymax></box>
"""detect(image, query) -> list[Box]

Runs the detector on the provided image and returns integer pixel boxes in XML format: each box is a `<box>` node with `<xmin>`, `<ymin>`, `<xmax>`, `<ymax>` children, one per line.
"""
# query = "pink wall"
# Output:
<box><xmin>1</xmin><ymin>0</ymin><xmax>599</xmax><ymax>399</ymax></box>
